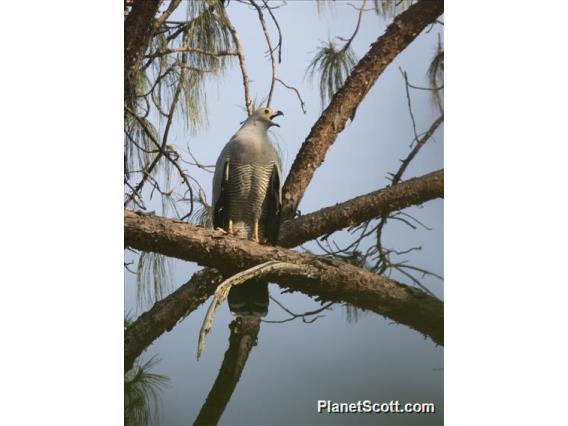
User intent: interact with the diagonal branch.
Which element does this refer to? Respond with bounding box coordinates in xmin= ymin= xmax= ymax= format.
xmin=193 ymin=317 xmax=261 ymax=426
xmin=280 ymin=0 xmax=444 ymax=220
xmin=125 ymin=268 xmax=223 ymax=372
xmin=279 ymin=169 xmax=443 ymax=248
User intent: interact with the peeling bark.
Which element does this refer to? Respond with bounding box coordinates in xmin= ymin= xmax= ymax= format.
xmin=281 ymin=0 xmax=444 ymax=220
xmin=279 ymin=169 xmax=443 ymax=248
xmin=124 ymin=209 xmax=443 ymax=346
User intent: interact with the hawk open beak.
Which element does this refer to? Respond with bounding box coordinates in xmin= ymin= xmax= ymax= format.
xmin=270 ymin=110 xmax=284 ymax=127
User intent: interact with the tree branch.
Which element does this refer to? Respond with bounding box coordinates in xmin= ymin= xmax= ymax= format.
xmin=275 ymin=78 xmax=306 ymax=114
xmin=262 ymin=0 xmax=282 ymax=63
xmin=250 ymin=0 xmax=277 ymax=107
xmin=391 ymin=116 xmax=443 ymax=185
xmin=220 ymin=8 xmax=253 ymax=116
xmin=124 ymin=210 xmax=443 ymax=346
xmin=339 ymin=0 xmax=367 ymax=52
xmin=193 ymin=317 xmax=261 ymax=426
xmin=124 ymin=268 xmax=223 ymax=372
xmin=153 ymin=0 xmax=182 ymax=31
xmin=197 ymin=261 xmax=300 ymax=359
xmin=279 ymin=169 xmax=443 ymax=248
xmin=124 ymin=169 xmax=443 ymax=368
xmin=124 ymin=0 xmax=164 ymax=84
xmin=280 ymin=0 xmax=444 ymax=220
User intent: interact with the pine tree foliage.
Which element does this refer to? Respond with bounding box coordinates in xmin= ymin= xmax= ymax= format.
xmin=306 ymin=41 xmax=358 ymax=108
xmin=124 ymin=355 xmax=169 ymax=426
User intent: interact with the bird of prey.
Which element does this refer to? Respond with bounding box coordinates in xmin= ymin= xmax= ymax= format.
xmin=211 ymin=107 xmax=284 ymax=317
xmin=212 ymin=107 xmax=283 ymax=244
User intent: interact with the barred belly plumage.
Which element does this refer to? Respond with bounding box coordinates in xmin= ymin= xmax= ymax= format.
xmin=226 ymin=161 xmax=275 ymax=240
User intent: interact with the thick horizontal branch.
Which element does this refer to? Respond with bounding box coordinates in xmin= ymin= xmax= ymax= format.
xmin=125 ymin=210 xmax=443 ymax=345
xmin=281 ymin=0 xmax=444 ymax=220
xmin=125 ymin=170 xmax=443 ymax=367
xmin=279 ymin=169 xmax=443 ymax=248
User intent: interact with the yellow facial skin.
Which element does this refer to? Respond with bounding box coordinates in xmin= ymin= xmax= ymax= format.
xmin=253 ymin=107 xmax=284 ymax=127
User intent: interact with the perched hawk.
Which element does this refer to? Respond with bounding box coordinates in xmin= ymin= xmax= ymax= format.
xmin=211 ymin=107 xmax=284 ymax=316
xmin=212 ymin=107 xmax=283 ymax=244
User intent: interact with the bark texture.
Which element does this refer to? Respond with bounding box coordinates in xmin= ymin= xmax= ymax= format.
xmin=280 ymin=0 xmax=444 ymax=220
xmin=124 ymin=210 xmax=443 ymax=345
xmin=279 ymin=169 xmax=443 ymax=248
xmin=124 ymin=268 xmax=223 ymax=372
xmin=193 ymin=317 xmax=261 ymax=425
xmin=124 ymin=0 xmax=163 ymax=84
xmin=124 ymin=170 xmax=444 ymax=368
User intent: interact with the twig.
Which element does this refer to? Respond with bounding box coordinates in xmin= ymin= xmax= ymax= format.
xmin=373 ymin=112 xmax=442 ymax=275
xmin=141 ymin=66 xmax=174 ymax=98
xmin=339 ymin=0 xmax=367 ymax=52
xmin=124 ymin=104 xmax=195 ymax=219
xmin=346 ymin=2 xmax=375 ymax=12
xmin=264 ymin=297 xmax=334 ymax=324
xmin=275 ymin=78 xmax=306 ymax=114
xmin=392 ymin=265 xmax=439 ymax=299
xmin=406 ymin=81 xmax=444 ymax=91
xmin=400 ymin=68 xmax=419 ymax=147
xmin=124 ymin=178 xmax=146 ymax=210
xmin=145 ymin=47 xmax=238 ymax=60
xmin=250 ymin=0 xmax=277 ymax=107
xmin=180 ymin=145 xmax=216 ymax=173
xmin=221 ymin=8 xmax=253 ymax=116
xmin=397 ymin=211 xmax=433 ymax=230
xmin=262 ymin=0 xmax=283 ymax=63
xmin=124 ymin=66 xmax=185 ymax=207
xmin=174 ymin=60 xmax=221 ymax=74
xmin=124 ymin=261 xmax=136 ymax=274
xmin=390 ymin=113 xmax=444 ymax=184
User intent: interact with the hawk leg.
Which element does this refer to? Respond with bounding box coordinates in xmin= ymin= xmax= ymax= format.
xmin=253 ymin=221 xmax=260 ymax=243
